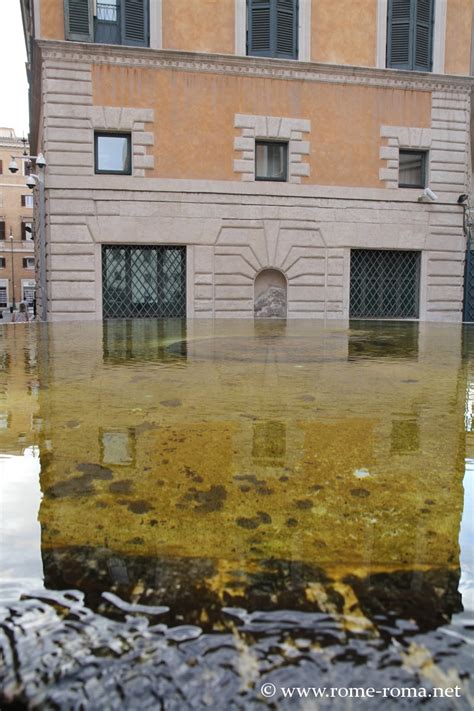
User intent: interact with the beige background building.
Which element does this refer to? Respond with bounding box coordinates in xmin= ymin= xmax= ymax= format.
xmin=21 ymin=0 xmax=474 ymax=322
xmin=0 ymin=128 xmax=35 ymax=314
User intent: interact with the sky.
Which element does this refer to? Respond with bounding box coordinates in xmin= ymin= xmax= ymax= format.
xmin=0 ymin=0 xmax=30 ymax=138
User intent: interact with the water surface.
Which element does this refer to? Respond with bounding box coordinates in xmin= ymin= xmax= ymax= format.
xmin=0 ymin=319 xmax=473 ymax=708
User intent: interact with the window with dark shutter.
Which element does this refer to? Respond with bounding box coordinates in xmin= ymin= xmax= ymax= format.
xmin=248 ymin=0 xmax=298 ymax=59
xmin=387 ymin=0 xmax=434 ymax=71
xmin=65 ymin=0 xmax=94 ymax=41
xmin=0 ymin=222 xmax=5 ymax=240
xmin=122 ymin=0 xmax=148 ymax=46
xmin=0 ymin=160 xmax=3 ymax=175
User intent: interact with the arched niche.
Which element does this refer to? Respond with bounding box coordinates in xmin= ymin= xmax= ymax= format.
xmin=254 ymin=269 xmax=287 ymax=318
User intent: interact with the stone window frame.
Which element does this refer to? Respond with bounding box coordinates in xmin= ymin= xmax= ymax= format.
xmin=234 ymin=113 xmax=311 ymax=184
xmin=379 ymin=125 xmax=433 ymax=189
xmin=90 ymin=107 xmax=155 ymax=178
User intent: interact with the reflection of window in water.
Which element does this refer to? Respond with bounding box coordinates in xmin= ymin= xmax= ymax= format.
xmin=348 ymin=321 xmax=419 ymax=361
xmin=252 ymin=421 xmax=286 ymax=464
xmin=102 ymin=319 xmax=187 ymax=364
xmin=391 ymin=419 xmax=420 ymax=454
xmin=100 ymin=429 xmax=136 ymax=466
xmin=465 ymin=383 xmax=474 ymax=432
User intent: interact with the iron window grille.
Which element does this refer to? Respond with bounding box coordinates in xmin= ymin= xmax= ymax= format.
xmin=399 ymin=150 xmax=427 ymax=188
xmin=102 ymin=245 xmax=186 ymax=319
xmin=94 ymin=132 xmax=132 ymax=175
xmin=255 ymin=141 xmax=288 ymax=181
xmin=350 ymin=249 xmax=421 ymax=319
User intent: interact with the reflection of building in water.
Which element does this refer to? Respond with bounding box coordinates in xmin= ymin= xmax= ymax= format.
xmin=103 ymin=319 xmax=187 ymax=364
xmin=0 ymin=325 xmax=40 ymax=455
xmin=37 ymin=321 xmax=466 ymax=591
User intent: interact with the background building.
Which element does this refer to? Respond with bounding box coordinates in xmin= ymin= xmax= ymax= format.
xmin=0 ymin=128 xmax=35 ymax=314
xmin=20 ymin=0 xmax=474 ymax=322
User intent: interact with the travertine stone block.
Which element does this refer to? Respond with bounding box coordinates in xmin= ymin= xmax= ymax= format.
xmin=133 ymin=155 xmax=154 ymax=169
xmin=51 ymin=282 xmax=95 ymax=299
xmin=234 ymin=114 xmax=257 ymax=129
xmin=291 ymin=162 xmax=310 ymax=176
xmin=233 ymin=159 xmax=253 ymax=173
xmin=234 ymin=136 xmax=255 ymax=151
xmin=379 ymin=146 xmax=398 ymax=160
xmin=44 ymin=79 xmax=92 ymax=95
xmin=133 ymin=132 xmax=154 ymax=146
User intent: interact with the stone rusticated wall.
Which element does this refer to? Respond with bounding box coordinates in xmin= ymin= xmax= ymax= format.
xmin=39 ymin=49 xmax=470 ymax=322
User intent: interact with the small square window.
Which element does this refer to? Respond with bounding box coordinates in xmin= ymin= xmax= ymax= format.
xmin=22 ymin=222 xmax=33 ymax=240
xmin=21 ymin=194 xmax=34 ymax=208
xmin=95 ymin=132 xmax=132 ymax=175
xmin=255 ymin=141 xmax=288 ymax=182
xmin=23 ymin=258 xmax=35 ymax=269
xmin=399 ymin=150 xmax=427 ymax=188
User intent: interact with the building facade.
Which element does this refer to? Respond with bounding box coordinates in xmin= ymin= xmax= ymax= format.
xmin=21 ymin=0 xmax=474 ymax=322
xmin=0 ymin=128 xmax=35 ymax=314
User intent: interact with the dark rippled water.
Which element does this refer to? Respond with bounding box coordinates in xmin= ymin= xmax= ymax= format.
xmin=0 ymin=319 xmax=473 ymax=709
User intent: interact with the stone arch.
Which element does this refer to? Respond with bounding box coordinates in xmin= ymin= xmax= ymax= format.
xmin=254 ymin=269 xmax=287 ymax=318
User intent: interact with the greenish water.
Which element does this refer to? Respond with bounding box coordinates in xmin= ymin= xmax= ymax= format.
xmin=0 ymin=319 xmax=473 ymax=708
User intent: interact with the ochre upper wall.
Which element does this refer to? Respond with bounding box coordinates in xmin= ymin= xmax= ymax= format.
xmin=445 ymin=0 xmax=473 ymax=75
xmin=310 ymin=0 xmax=377 ymax=67
xmin=92 ymin=63 xmax=431 ymax=187
xmin=162 ymin=0 xmax=235 ymax=54
xmin=37 ymin=0 xmax=473 ymax=75
xmin=40 ymin=0 xmax=64 ymax=40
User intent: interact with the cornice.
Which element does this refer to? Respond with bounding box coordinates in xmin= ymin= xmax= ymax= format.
xmin=36 ymin=40 xmax=474 ymax=94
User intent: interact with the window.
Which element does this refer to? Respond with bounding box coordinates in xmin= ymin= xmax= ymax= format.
xmin=0 ymin=258 xmax=5 ymax=268
xmin=64 ymin=0 xmax=149 ymax=47
xmin=0 ymin=160 xmax=3 ymax=174
xmin=247 ymin=0 xmax=298 ymax=59
xmin=22 ymin=282 xmax=36 ymax=308
xmin=0 ymin=282 xmax=7 ymax=309
xmin=95 ymin=133 xmax=132 ymax=175
xmin=255 ymin=141 xmax=288 ymax=181
xmin=23 ymin=258 xmax=35 ymax=269
xmin=387 ymin=0 xmax=434 ymax=72
xmin=21 ymin=222 xmax=34 ymax=241
xmin=24 ymin=162 xmax=32 ymax=177
xmin=21 ymin=195 xmax=34 ymax=208
xmin=0 ymin=222 xmax=5 ymax=240
xmin=399 ymin=150 xmax=427 ymax=188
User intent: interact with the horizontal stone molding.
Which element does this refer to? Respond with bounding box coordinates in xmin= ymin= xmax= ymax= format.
xmin=38 ymin=41 xmax=474 ymax=94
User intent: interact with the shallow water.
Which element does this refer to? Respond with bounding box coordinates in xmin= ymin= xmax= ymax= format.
xmin=0 ymin=319 xmax=473 ymax=708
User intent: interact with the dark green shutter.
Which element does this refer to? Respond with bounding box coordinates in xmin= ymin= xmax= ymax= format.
xmin=122 ymin=0 xmax=149 ymax=46
xmin=414 ymin=0 xmax=434 ymax=71
xmin=276 ymin=0 xmax=297 ymax=58
xmin=248 ymin=0 xmax=272 ymax=56
xmin=248 ymin=0 xmax=297 ymax=59
xmin=387 ymin=0 xmax=412 ymax=69
xmin=387 ymin=0 xmax=433 ymax=71
xmin=64 ymin=0 xmax=93 ymax=42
